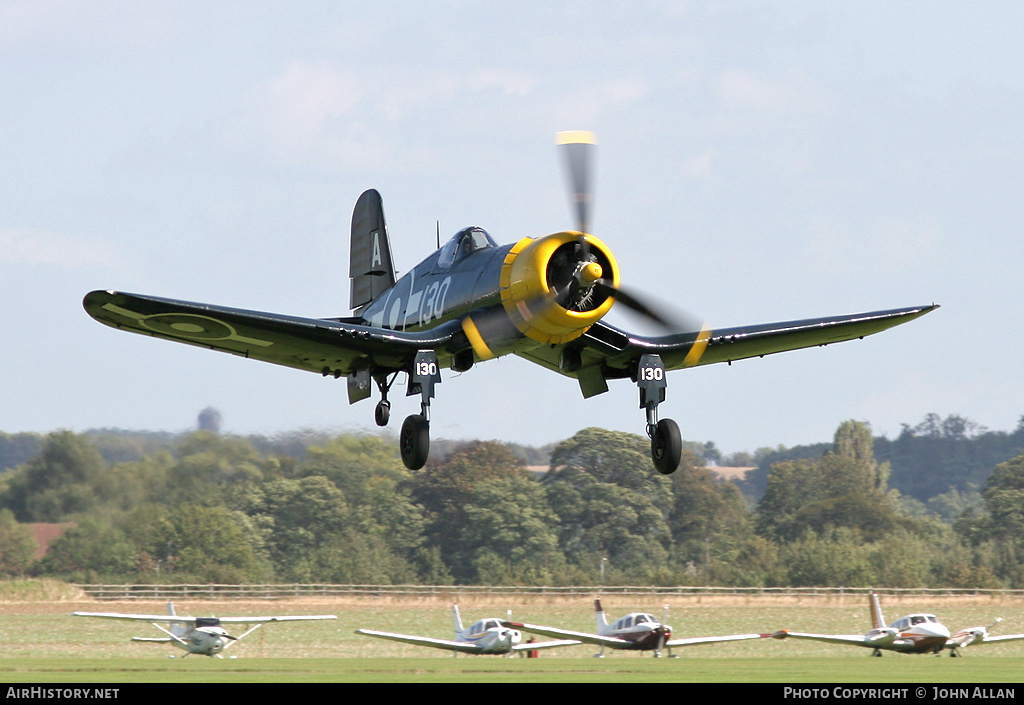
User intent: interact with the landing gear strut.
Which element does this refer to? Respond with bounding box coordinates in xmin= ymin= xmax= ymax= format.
xmin=372 ymin=371 xmax=398 ymax=427
xmin=638 ymin=354 xmax=681 ymax=474
xmin=400 ymin=351 xmax=441 ymax=470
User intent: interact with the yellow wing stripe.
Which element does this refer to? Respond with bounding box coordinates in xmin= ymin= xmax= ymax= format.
xmin=681 ymin=325 xmax=713 ymax=367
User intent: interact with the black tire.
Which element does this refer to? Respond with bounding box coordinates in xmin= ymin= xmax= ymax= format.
xmin=400 ymin=414 xmax=430 ymax=470
xmin=374 ymin=400 xmax=391 ymax=427
xmin=651 ymin=418 xmax=682 ymax=474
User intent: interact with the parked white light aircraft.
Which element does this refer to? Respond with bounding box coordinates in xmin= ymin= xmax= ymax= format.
xmin=503 ymin=598 xmax=766 ymax=658
xmin=73 ymin=602 xmax=337 ymax=657
xmin=771 ymin=591 xmax=1024 ymax=656
xmin=356 ymin=604 xmax=580 ymax=656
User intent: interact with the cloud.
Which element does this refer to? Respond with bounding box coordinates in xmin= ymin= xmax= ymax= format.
xmin=716 ymin=69 xmax=831 ymax=116
xmin=0 ymin=229 xmax=125 ymax=270
xmin=230 ymin=61 xmax=551 ymax=169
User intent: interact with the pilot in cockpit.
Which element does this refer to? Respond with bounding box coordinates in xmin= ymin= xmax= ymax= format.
xmin=438 ymin=227 xmax=496 ymax=268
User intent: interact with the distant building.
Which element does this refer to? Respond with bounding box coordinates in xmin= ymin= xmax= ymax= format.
xmin=197 ymin=407 xmax=222 ymax=433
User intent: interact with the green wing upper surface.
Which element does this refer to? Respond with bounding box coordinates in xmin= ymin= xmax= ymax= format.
xmin=83 ymin=290 xmax=463 ymax=378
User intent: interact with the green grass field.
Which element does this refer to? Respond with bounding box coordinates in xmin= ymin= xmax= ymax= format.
xmin=2 ymin=656 xmax=1023 ymax=684
xmin=2 ymin=591 xmax=1023 ymax=683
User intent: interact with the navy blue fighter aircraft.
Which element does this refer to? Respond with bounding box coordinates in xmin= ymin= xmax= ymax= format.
xmin=84 ymin=132 xmax=936 ymax=474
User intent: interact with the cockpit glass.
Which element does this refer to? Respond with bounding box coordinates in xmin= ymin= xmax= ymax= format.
xmin=635 ymin=615 xmax=649 ymax=624
xmin=437 ymin=227 xmax=496 ymax=268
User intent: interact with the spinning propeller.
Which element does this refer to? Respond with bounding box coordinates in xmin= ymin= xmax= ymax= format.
xmin=554 ymin=131 xmax=704 ymax=334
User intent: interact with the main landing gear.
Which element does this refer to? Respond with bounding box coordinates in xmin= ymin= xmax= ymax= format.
xmin=390 ymin=351 xmax=441 ymax=470
xmin=638 ymin=354 xmax=682 ymax=475
xmin=367 ymin=353 xmax=439 ymax=470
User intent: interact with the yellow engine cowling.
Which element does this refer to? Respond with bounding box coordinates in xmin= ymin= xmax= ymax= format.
xmin=498 ymin=231 xmax=620 ymax=345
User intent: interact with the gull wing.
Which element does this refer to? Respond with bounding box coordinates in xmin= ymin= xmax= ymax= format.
xmin=517 ymin=305 xmax=937 ymax=396
xmin=503 ymin=621 xmax=630 ymax=649
xmin=72 ymin=611 xmax=197 ymax=624
xmin=355 ymin=628 xmax=487 ymax=654
xmin=666 ymin=633 xmax=768 ymax=647
xmin=83 ymin=290 xmax=465 ymax=377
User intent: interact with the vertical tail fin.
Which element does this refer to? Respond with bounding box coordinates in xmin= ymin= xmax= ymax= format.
xmin=595 ymin=598 xmax=609 ymax=630
xmin=453 ymin=604 xmax=465 ymax=635
xmin=167 ymin=601 xmax=176 ymax=616
xmin=349 ymin=189 xmax=397 ymax=312
xmin=869 ymin=591 xmax=885 ymax=629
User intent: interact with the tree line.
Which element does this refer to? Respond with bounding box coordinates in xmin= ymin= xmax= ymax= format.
xmin=1 ymin=416 xmax=1023 ymax=588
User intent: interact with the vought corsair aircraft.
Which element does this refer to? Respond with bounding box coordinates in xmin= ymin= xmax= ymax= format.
xmin=356 ymin=604 xmax=579 ymax=656
xmin=84 ymin=132 xmax=936 ymax=474
xmin=771 ymin=591 xmax=1024 ymax=656
xmin=503 ymin=598 xmax=767 ymax=658
xmin=73 ymin=602 xmax=337 ymax=657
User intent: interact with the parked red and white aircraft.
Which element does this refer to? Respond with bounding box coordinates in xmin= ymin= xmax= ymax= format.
xmin=356 ymin=604 xmax=580 ymax=656
xmin=503 ymin=598 xmax=766 ymax=658
xmin=73 ymin=602 xmax=337 ymax=658
xmin=771 ymin=591 xmax=1024 ymax=656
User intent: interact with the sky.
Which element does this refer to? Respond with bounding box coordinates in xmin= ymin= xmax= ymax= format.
xmin=2 ymin=1 xmax=1022 ymax=456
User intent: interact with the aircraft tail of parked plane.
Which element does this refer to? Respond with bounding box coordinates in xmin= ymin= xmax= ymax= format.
xmin=771 ymin=591 xmax=1024 ymax=656
xmin=870 ymin=590 xmax=885 ymax=630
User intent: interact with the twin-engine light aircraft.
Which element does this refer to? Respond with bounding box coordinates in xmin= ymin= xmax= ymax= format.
xmin=72 ymin=602 xmax=337 ymax=658
xmin=502 ymin=598 xmax=766 ymax=658
xmin=83 ymin=132 xmax=937 ymax=474
xmin=770 ymin=592 xmax=1024 ymax=656
xmin=355 ymin=604 xmax=580 ymax=656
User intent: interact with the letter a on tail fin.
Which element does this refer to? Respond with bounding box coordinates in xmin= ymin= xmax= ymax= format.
xmin=870 ymin=592 xmax=885 ymax=630
xmin=350 ymin=188 xmax=397 ymax=312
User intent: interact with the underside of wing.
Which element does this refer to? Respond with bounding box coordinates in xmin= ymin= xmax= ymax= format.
xmin=666 ymin=633 xmax=767 ymax=647
xmin=131 ymin=637 xmax=174 ymax=643
xmin=503 ymin=622 xmax=628 ymax=649
xmin=516 ymin=304 xmax=937 ymax=397
xmin=83 ymin=290 xmax=465 ymax=379
xmin=72 ymin=611 xmax=196 ymax=624
xmin=511 ymin=639 xmax=582 ymax=651
xmin=355 ymin=628 xmax=484 ymax=654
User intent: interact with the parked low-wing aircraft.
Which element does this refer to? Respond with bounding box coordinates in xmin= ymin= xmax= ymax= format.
xmin=84 ymin=131 xmax=936 ymax=474
xmin=771 ymin=591 xmax=1024 ymax=656
xmin=355 ymin=604 xmax=580 ymax=656
xmin=503 ymin=598 xmax=766 ymax=658
xmin=73 ymin=602 xmax=337 ymax=657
